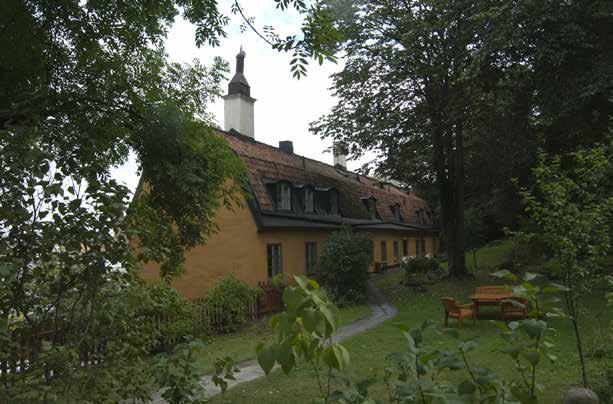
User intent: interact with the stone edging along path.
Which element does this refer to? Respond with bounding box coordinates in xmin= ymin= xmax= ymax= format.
xmin=152 ymin=276 xmax=398 ymax=402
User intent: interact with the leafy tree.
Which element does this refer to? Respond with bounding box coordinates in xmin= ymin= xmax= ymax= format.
xmin=0 ymin=0 xmax=247 ymax=400
xmin=307 ymin=0 xmax=613 ymax=274
xmin=230 ymin=0 xmax=342 ymax=78
xmin=318 ymin=227 xmax=371 ymax=303
xmin=520 ymin=145 xmax=613 ymax=387
xmin=310 ymin=0 xmax=512 ymax=277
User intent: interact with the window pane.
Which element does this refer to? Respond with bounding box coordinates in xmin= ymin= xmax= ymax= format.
xmin=278 ymin=183 xmax=291 ymax=210
xmin=402 ymin=239 xmax=408 ymax=257
xmin=415 ymin=239 xmax=421 ymax=257
xmin=393 ymin=241 xmax=399 ymax=263
xmin=329 ymin=191 xmax=338 ymax=214
xmin=305 ymin=242 xmax=317 ymax=274
xmin=277 ymin=245 xmax=283 ymax=275
xmin=380 ymin=241 xmax=387 ymax=262
xmin=305 ymin=188 xmax=314 ymax=212
xmin=267 ymin=245 xmax=273 ymax=278
xmin=369 ymin=199 xmax=376 ymax=219
xmin=268 ymin=244 xmax=282 ymax=278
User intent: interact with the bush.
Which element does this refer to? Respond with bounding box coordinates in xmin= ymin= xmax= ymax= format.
xmin=136 ymin=281 xmax=196 ymax=351
xmin=318 ymin=227 xmax=370 ymax=304
xmin=205 ymin=275 xmax=260 ymax=333
xmin=507 ymin=231 xmax=549 ymax=270
xmin=402 ymin=256 xmax=445 ymax=286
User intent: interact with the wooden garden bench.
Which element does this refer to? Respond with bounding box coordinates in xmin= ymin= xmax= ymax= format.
xmin=469 ymin=286 xmax=513 ymax=318
xmin=441 ymin=297 xmax=476 ymax=328
xmin=500 ymin=297 xmax=530 ymax=322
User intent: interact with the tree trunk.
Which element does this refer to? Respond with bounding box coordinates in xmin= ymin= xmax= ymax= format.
xmin=448 ymin=125 xmax=468 ymax=277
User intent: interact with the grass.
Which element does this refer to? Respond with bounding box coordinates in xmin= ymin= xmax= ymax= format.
xmin=207 ymin=244 xmax=612 ymax=403
xmin=193 ymin=304 xmax=372 ymax=374
xmin=440 ymin=238 xmax=514 ymax=272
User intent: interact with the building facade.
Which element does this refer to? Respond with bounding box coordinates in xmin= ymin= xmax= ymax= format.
xmin=142 ymin=50 xmax=439 ymax=299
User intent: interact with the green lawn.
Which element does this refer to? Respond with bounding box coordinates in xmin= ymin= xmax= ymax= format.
xmin=208 ymin=268 xmax=612 ymax=403
xmin=440 ymin=238 xmax=514 ymax=272
xmin=194 ymin=304 xmax=372 ymax=374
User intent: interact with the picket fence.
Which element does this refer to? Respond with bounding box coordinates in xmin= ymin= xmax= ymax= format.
xmin=190 ymin=280 xmax=283 ymax=334
xmin=0 ymin=281 xmax=283 ymax=382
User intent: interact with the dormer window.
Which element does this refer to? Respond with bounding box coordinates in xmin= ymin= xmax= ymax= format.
xmin=329 ymin=189 xmax=339 ymax=214
xmin=277 ymin=182 xmax=291 ymax=211
xmin=304 ymin=187 xmax=314 ymax=213
xmin=415 ymin=209 xmax=423 ymax=224
xmin=392 ymin=204 xmax=402 ymax=223
xmin=362 ymin=196 xmax=377 ymax=220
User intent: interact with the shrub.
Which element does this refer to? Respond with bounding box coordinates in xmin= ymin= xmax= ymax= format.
xmin=318 ymin=227 xmax=371 ymax=304
xmin=507 ymin=231 xmax=549 ymax=270
xmin=205 ymin=275 xmax=260 ymax=333
xmin=402 ymin=256 xmax=445 ymax=286
xmin=134 ymin=281 xmax=196 ymax=351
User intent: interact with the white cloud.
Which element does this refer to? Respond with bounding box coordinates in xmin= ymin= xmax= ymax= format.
xmin=111 ymin=1 xmax=374 ymax=194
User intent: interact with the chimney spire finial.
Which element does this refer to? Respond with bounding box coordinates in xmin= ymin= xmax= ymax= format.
xmin=223 ymin=48 xmax=256 ymax=138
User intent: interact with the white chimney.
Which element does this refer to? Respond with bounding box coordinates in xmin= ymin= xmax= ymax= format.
xmin=333 ymin=142 xmax=347 ymax=169
xmin=223 ymin=47 xmax=256 ymax=138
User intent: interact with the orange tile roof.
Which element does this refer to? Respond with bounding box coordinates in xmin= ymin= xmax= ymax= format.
xmin=217 ymin=130 xmax=434 ymax=225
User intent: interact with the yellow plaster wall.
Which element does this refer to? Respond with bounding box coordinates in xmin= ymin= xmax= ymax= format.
xmin=141 ymin=195 xmax=436 ymax=298
xmin=363 ymin=231 xmax=435 ymax=271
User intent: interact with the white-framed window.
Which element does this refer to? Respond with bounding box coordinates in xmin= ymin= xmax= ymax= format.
xmin=267 ymin=244 xmax=282 ymax=278
xmin=305 ymin=241 xmax=317 ymax=274
xmin=329 ymin=190 xmax=339 ymax=214
xmin=277 ymin=182 xmax=291 ymax=210
xmin=393 ymin=204 xmax=401 ymax=223
xmin=304 ymin=187 xmax=314 ymax=213
xmin=367 ymin=198 xmax=377 ymax=219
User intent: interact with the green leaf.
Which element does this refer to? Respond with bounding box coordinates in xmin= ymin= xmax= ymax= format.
xmin=520 ymin=319 xmax=547 ymax=338
xmin=542 ymin=283 xmax=571 ymax=293
xmin=283 ymin=287 xmax=308 ymax=312
xmin=256 ymin=343 xmax=276 ymax=375
xmin=458 ymin=380 xmax=476 ymax=395
xmin=522 ymin=349 xmax=540 ymax=367
xmin=319 ymin=303 xmax=338 ymax=336
xmin=523 ymin=272 xmax=542 ymax=281
xmin=301 ymin=308 xmax=321 ymax=332
xmin=277 ymin=344 xmax=296 ymax=374
xmin=491 ymin=270 xmax=518 ymax=281
xmin=294 ymin=275 xmax=317 ymax=291
xmin=323 ymin=343 xmax=350 ymax=371
xmin=403 ymin=331 xmax=417 ymax=353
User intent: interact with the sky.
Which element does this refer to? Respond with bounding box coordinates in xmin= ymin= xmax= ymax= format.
xmin=111 ymin=0 xmax=372 ymax=194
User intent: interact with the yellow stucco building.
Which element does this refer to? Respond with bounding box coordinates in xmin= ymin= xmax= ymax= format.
xmin=142 ymin=50 xmax=439 ymax=299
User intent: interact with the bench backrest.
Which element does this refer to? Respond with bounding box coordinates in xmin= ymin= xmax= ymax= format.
xmin=441 ymin=297 xmax=459 ymax=314
xmin=475 ymin=286 xmax=512 ymax=296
